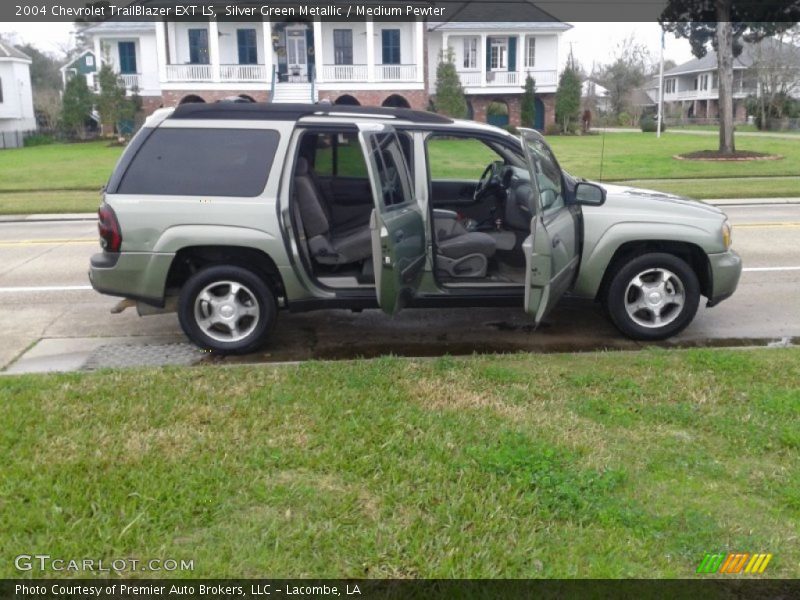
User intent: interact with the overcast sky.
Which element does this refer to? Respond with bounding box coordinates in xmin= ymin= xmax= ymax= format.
xmin=4 ymin=21 xmax=697 ymax=70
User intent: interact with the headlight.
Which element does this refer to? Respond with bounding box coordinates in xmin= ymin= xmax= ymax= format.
xmin=721 ymin=220 xmax=732 ymax=250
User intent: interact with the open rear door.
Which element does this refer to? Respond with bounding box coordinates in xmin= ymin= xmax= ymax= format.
xmin=358 ymin=123 xmax=426 ymax=315
xmin=519 ymin=128 xmax=562 ymax=325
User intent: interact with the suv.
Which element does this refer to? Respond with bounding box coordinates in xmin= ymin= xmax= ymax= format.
xmin=90 ymin=103 xmax=742 ymax=354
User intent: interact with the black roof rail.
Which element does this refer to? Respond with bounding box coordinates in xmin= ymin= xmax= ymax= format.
xmin=168 ymin=102 xmax=453 ymax=124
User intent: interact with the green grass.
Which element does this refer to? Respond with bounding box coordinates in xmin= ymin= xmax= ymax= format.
xmin=1 ymin=132 xmax=798 ymax=215
xmin=669 ymin=124 xmax=760 ymax=133
xmin=2 ymin=347 xmax=799 ymax=578
xmin=0 ymin=141 xmax=121 ymax=192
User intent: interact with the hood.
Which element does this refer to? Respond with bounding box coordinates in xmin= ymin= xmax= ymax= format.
xmin=599 ymin=183 xmax=725 ymax=218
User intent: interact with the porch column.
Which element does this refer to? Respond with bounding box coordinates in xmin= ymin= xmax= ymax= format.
xmin=480 ymin=33 xmax=487 ymax=87
xmin=313 ymin=20 xmax=324 ymax=83
xmin=442 ymin=33 xmax=449 ymax=61
xmin=415 ymin=21 xmax=424 ymax=83
xmin=208 ymin=19 xmax=220 ymax=82
xmin=262 ymin=20 xmax=274 ymax=83
xmin=518 ymin=34 xmax=525 ymax=85
xmin=94 ymin=36 xmax=103 ymax=67
xmin=366 ymin=19 xmax=375 ymax=83
xmin=155 ymin=21 xmax=168 ymax=84
xmin=167 ymin=22 xmax=177 ymax=63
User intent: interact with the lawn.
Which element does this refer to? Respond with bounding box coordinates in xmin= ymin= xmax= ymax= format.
xmin=0 ymin=132 xmax=798 ymax=215
xmin=2 ymin=347 xmax=799 ymax=578
xmin=0 ymin=141 xmax=120 ymax=192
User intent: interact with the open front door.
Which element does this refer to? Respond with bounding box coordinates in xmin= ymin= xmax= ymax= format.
xmin=519 ymin=128 xmax=578 ymax=325
xmin=358 ymin=123 xmax=426 ymax=315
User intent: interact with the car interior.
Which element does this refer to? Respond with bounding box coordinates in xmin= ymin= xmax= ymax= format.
xmin=290 ymin=129 xmax=534 ymax=289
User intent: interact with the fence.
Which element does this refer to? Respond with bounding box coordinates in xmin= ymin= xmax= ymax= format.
xmin=0 ymin=130 xmax=32 ymax=150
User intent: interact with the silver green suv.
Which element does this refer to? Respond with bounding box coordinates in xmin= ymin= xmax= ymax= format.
xmin=89 ymin=103 xmax=741 ymax=354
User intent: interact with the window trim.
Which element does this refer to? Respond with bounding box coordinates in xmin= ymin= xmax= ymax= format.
xmin=525 ymin=37 xmax=535 ymax=68
xmin=236 ymin=28 xmax=258 ymax=65
xmin=462 ymin=37 xmax=478 ymax=70
xmin=333 ymin=28 xmax=353 ymax=66
xmin=188 ymin=28 xmax=210 ymax=65
xmin=490 ymin=37 xmax=508 ymax=71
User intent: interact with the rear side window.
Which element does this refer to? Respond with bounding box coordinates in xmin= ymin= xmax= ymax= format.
xmin=117 ymin=128 xmax=279 ymax=197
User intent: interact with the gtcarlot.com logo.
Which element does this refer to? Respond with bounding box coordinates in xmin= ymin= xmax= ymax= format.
xmin=696 ymin=552 xmax=773 ymax=574
xmin=14 ymin=554 xmax=194 ymax=573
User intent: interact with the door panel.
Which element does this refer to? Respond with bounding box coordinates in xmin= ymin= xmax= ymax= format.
xmin=430 ymin=180 xmax=478 ymax=207
xmin=359 ymin=125 xmax=426 ymax=315
xmin=519 ymin=128 xmax=580 ymax=324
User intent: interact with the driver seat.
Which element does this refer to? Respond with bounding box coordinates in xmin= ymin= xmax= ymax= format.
xmin=433 ymin=210 xmax=496 ymax=278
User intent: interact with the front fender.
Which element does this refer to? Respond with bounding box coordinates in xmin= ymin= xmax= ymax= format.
xmin=573 ymin=221 xmax=715 ymax=299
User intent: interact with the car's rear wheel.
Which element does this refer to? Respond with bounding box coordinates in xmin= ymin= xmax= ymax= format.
xmin=606 ymin=252 xmax=700 ymax=341
xmin=178 ymin=265 xmax=277 ymax=354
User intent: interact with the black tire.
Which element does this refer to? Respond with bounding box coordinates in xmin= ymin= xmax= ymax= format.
xmin=178 ymin=265 xmax=277 ymax=354
xmin=605 ymin=252 xmax=700 ymax=341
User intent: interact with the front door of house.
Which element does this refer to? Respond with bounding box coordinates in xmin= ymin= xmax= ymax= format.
xmin=286 ymin=27 xmax=307 ymax=81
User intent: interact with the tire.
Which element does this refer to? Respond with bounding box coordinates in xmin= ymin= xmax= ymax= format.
xmin=178 ymin=265 xmax=277 ymax=354
xmin=605 ymin=252 xmax=700 ymax=341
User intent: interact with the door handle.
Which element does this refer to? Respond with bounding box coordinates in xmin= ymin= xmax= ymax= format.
xmin=395 ymin=230 xmax=405 ymax=243
xmin=552 ymin=236 xmax=561 ymax=248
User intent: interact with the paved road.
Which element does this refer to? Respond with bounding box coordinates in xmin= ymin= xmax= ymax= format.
xmin=1 ymin=203 xmax=799 ymax=371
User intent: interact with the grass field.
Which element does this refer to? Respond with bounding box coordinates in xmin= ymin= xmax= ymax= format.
xmin=0 ymin=132 xmax=798 ymax=215
xmin=2 ymin=347 xmax=799 ymax=578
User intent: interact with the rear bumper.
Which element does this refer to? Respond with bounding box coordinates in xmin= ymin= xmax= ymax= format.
xmin=89 ymin=251 xmax=174 ymax=307
xmin=706 ymin=249 xmax=742 ymax=307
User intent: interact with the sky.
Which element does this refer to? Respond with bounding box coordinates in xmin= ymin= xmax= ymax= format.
xmin=3 ymin=21 xmax=697 ymax=70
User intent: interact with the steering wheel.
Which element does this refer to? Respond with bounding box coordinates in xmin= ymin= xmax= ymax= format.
xmin=474 ymin=161 xmax=505 ymax=201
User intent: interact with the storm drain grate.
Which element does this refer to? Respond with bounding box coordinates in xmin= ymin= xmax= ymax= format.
xmin=82 ymin=343 xmax=204 ymax=371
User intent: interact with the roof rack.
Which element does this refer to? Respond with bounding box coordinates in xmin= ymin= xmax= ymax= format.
xmin=168 ymin=102 xmax=453 ymax=124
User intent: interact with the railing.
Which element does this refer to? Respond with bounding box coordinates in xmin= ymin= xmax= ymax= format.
xmin=118 ymin=73 xmax=141 ymax=89
xmin=321 ymin=64 xmax=369 ymax=82
xmin=220 ymin=64 xmax=267 ymax=82
xmin=375 ymin=64 xmax=417 ymax=81
xmin=165 ymin=64 xmax=212 ymax=82
xmin=665 ymin=86 xmax=756 ymax=101
xmin=455 ymin=68 xmax=557 ymax=88
xmin=487 ymin=71 xmax=519 ymax=86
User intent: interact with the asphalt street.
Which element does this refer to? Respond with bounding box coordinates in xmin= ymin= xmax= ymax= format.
xmin=1 ymin=202 xmax=799 ymax=372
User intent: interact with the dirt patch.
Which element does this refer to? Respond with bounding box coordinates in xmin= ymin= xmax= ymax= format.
xmin=674 ymin=150 xmax=783 ymax=162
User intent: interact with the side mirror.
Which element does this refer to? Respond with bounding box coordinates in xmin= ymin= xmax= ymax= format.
xmin=575 ymin=182 xmax=606 ymax=206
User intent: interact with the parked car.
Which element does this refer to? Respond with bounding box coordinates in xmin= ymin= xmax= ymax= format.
xmin=89 ymin=103 xmax=741 ymax=354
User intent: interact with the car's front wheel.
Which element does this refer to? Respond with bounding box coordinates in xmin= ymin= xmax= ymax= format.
xmin=178 ymin=265 xmax=277 ymax=354
xmin=606 ymin=252 xmax=700 ymax=341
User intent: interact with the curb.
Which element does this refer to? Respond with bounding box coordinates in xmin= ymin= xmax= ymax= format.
xmin=0 ymin=213 xmax=96 ymax=223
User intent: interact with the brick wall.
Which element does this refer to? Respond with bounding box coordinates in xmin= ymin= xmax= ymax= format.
xmin=160 ymin=89 xmax=272 ymax=107
xmin=317 ymin=89 xmax=429 ymax=110
xmin=468 ymin=93 xmax=555 ymax=129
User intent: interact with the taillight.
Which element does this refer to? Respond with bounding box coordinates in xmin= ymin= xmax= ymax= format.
xmin=98 ymin=203 xmax=122 ymax=252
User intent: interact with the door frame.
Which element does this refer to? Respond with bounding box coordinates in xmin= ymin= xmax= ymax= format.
xmin=285 ymin=25 xmax=308 ymax=81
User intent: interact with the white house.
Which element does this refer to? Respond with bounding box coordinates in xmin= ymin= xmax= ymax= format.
xmin=82 ymin=17 xmax=568 ymax=128
xmin=0 ymin=39 xmax=36 ymax=143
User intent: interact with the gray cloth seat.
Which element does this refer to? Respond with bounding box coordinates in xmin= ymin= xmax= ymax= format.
xmin=294 ymin=157 xmax=372 ymax=265
xmin=433 ymin=210 xmax=496 ymax=277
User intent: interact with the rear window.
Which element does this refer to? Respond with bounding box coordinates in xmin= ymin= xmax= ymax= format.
xmin=116 ymin=128 xmax=279 ymax=197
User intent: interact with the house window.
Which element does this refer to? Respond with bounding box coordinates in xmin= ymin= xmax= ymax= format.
xmin=188 ymin=28 xmax=209 ymax=64
xmin=118 ymin=42 xmax=137 ymax=74
xmin=333 ymin=29 xmax=353 ymax=65
xmin=490 ymin=38 xmax=507 ymax=70
xmin=697 ymin=74 xmax=709 ymax=91
xmin=86 ymin=55 xmax=94 ymax=67
xmin=665 ymin=79 xmax=675 ymax=94
xmin=382 ymin=29 xmax=401 ymax=65
xmin=525 ymin=37 xmax=536 ymax=67
xmin=462 ymin=37 xmax=477 ymax=69
xmin=237 ymin=29 xmax=258 ymax=65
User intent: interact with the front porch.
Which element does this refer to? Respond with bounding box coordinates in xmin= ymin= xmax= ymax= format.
xmin=153 ymin=20 xmax=425 ymax=87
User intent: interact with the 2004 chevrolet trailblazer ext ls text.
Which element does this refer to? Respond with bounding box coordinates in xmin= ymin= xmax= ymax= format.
xmin=89 ymin=103 xmax=742 ymax=354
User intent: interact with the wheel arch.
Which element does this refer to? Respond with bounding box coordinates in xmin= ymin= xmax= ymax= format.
xmin=166 ymin=245 xmax=286 ymax=300
xmin=594 ymin=240 xmax=712 ymax=303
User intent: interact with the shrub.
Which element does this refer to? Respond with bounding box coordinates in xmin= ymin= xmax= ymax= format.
xmin=521 ymin=75 xmax=537 ymax=128
xmin=640 ymin=115 xmax=667 ymax=133
xmin=23 ymin=133 xmax=56 ymax=147
xmin=544 ymin=123 xmax=562 ymax=136
xmin=433 ymin=50 xmax=468 ymax=119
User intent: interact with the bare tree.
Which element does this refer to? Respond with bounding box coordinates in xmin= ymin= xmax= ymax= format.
xmin=751 ymin=27 xmax=800 ymax=128
xmin=598 ymin=35 xmax=653 ymax=120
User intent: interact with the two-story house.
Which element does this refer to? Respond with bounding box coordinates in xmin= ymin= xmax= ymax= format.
xmin=427 ymin=22 xmax=569 ymax=129
xmin=662 ymin=38 xmax=800 ymax=124
xmin=0 ymin=39 xmax=36 ymax=145
xmin=83 ymin=18 xmax=568 ymax=128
